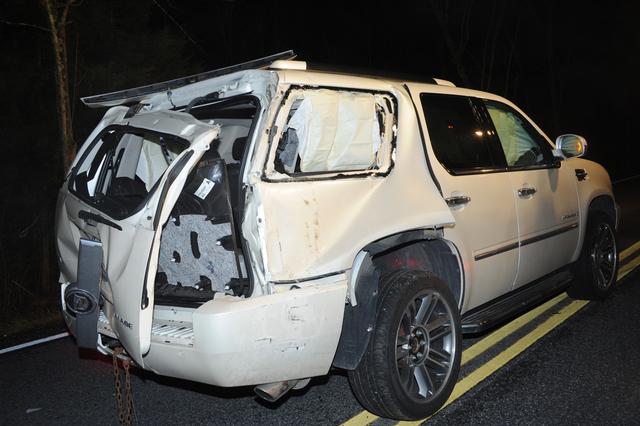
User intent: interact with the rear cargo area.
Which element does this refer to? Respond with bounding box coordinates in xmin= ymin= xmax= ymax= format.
xmin=154 ymin=99 xmax=258 ymax=306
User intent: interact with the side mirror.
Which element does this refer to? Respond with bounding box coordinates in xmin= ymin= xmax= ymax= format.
xmin=555 ymin=134 xmax=587 ymax=158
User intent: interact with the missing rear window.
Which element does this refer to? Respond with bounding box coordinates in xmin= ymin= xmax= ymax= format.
xmin=266 ymin=88 xmax=396 ymax=179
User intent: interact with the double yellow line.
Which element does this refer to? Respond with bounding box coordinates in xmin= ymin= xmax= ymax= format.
xmin=342 ymin=242 xmax=640 ymax=426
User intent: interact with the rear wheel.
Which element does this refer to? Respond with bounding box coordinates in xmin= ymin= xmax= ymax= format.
xmin=348 ymin=270 xmax=461 ymax=420
xmin=568 ymin=212 xmax=618 ymax=300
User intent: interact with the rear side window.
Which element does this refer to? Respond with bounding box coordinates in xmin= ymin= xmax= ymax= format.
xmin=420 ymin=94 xmax=501 ymax=174
xmin=264 ymin=87 xmax=397 ymax=180
xmin=70 ymin=127 xmax=188 ymax=219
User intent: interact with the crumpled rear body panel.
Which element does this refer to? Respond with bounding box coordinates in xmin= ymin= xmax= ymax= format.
xmin=245 ymin=76 xmax=454 ymax=283
xmin=140 ymin=280 xmax=347 ymax=386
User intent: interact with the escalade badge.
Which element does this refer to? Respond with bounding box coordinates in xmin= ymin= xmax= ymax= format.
xmin=114 ymin=314 xmax=133 ymax=329
xmin=64 ymin=287 xmax=98 ymax=315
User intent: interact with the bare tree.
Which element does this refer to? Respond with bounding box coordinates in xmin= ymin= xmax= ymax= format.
xmin=2 ymin=2 xmax=76 ymax=304
xmin=544 ymin=3 xmax=562 ymax=136
xmin=42 ymin=0 xmax=77 ymax=172
xmin=428 ymin=0 xmax=474 ymax=87
xmin=503 ymin=14 xmax=521 ymax=98
xmin=1 ymin=1 xmax=77 ymax=172
xmin=479 ymin=0 xmax=506 ymax=91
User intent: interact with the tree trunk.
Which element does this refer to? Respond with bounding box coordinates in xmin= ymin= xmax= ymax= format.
xmin=429 ymin=0 xmax=472 ymax=88
xmin=42 ymin=0 xmax=76 ymax=173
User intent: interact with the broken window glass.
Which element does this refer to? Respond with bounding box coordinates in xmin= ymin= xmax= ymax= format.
xmin=70 ymin=128 xmax=188 ymax=218
xmin=270 ymin=89 xmax=396 ymax=176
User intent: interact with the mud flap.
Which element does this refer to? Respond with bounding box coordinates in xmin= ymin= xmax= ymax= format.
xmin=332 ymin=254 xmax=379 ymax=369
xmin=64 ymin=238 xmax=103 ymax=349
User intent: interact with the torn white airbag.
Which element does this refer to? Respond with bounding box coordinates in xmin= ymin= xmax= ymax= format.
xmin=287 ymin=90 xmax=382 ymax=172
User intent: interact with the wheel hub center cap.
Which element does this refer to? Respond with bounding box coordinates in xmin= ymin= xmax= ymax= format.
xmin=409 ymin=325 xmax=429 ymax=365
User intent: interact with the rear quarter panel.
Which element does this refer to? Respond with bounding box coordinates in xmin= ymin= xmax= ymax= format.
xmin=248 ymin=80 xmax=454 ymax=282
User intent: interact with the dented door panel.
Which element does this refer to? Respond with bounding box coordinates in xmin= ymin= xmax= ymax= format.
xmin=55 ymin=106 xmax=130 ymax=286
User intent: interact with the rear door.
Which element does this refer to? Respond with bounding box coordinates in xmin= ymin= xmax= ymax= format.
xmin=57 ymin=110 xmax=218 ymax=364
xmin=413 ymin=90 xmax=519 ymax=311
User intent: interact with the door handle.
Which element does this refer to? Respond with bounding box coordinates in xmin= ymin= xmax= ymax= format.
xmin=575 ymin=168 xmax=588 ymax=181
xmin=517 ymin=187 xmax=537 ymax=198
xmin=445 ymin=195 xmax=471 ymax=207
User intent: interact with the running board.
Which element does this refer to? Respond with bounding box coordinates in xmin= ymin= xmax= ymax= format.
xmin=461 ymin=268 xmax=573 ymax=334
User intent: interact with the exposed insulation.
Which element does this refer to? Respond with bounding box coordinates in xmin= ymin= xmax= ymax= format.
xmin=157 ymin=215 xmax=237 ymax=292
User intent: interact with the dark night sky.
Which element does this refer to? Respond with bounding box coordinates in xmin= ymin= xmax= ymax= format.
xmin=0 ymin=0 xmax=638 ymax=317
xmin=3 ymin=0 xmax=640 ymax=182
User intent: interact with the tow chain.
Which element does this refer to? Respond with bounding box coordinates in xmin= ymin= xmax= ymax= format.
xmin=113 ymin=347 xmax=134 ymax=425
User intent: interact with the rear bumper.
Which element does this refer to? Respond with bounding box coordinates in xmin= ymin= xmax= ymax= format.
xmin=94 ymin=280 xmax=348 ymax=387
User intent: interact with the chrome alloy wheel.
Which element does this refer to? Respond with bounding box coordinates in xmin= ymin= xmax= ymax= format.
xmin=590 ymin=222 xmax=617 ymax=290
xmin=394 ymin=289 xmax=458 ymax=402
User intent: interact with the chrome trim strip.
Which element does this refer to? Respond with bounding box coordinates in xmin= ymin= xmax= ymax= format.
xmin=474 ymin=242 xmax=519 ymax=261
xmin=474 ymin=222 xmax=579 ymax=261
xmin=519 ymin=222 xmax=579 ymax=248
xmin=270 ymin=269 xmax=348 ymax=285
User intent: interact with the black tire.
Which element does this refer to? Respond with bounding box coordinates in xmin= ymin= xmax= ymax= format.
xmin=348 ymin=270 xmax=461 ymax=420
xmin=568 ymin=212 xmax=618 ymax=300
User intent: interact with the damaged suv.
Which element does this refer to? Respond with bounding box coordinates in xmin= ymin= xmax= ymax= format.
xmin=56 ymin=51 xmax=618 ymax=420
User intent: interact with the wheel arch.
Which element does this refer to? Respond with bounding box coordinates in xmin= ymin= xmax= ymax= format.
xmin=588 ymin=195 xmax=617 ymax=229
xmin=568 ymin=194 xmax=619 ymax=300
xmin=332 ymin=229 xmax=464 ymax=370
xmin=571 ymin=193 xmax=618 ymax=263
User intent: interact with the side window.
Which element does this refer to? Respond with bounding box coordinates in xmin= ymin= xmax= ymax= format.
xmin=265 ymin=88 xmax=396 ymax=179
xmin=420 ymin=94 xmax=501 ymax=174
xmin=485 ymin=101 xmax=554 ymax=168
xmin=70 ymin=128 xmax=187 ymax=218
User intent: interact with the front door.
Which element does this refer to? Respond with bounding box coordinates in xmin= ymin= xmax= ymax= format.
xmin=483 ymin=100 xmax=580 ymax=288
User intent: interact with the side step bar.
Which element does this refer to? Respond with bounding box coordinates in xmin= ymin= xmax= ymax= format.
xmin=461 ymin=268 xmax=574 ymax=334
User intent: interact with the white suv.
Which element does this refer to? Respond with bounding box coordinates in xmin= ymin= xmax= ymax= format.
xmin=56 ymin=52 xmax=618 ymax=420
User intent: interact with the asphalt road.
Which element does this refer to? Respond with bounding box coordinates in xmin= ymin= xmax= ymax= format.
xmin=1 ymin=180 xmax=639 ymax=426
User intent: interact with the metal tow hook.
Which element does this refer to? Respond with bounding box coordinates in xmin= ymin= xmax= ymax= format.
xmin=113 ymin=347 xmax=134 ymax=425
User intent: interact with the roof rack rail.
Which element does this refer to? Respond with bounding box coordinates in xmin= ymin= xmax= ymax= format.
xmin=433 ymin=78 xmax=456 ymax=87
xmin=81 ymin=50 xmax=296 ymax=107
